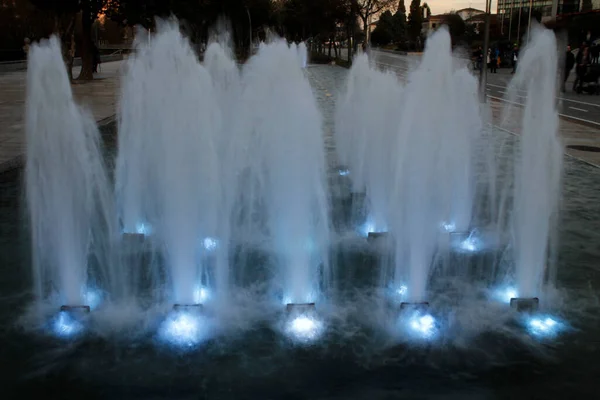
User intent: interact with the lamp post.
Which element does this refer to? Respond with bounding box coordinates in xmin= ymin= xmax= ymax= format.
xmin=527 ymin=0 xmax=534 ymax=41
xmin=479 ymin=0 xmax=493 ymax=102
xmin=246 ymin=6 xmax=252 ymax=52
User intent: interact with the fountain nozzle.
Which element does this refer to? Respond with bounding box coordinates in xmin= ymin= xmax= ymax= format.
xmin=60 ymin=305 xmax=90 ymax=313
xmin=173 ymin=304 xmax=204 ymax=312
xmin=510 ymin=297 xmax=539 ymax=312
xmin=286 ymin=303 xmax=316 ymax=313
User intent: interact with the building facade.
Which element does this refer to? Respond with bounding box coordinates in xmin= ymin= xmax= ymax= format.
xmin=496 ymin=0 xmax=595 ymax=17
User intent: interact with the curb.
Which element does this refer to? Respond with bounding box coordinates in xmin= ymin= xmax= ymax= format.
xmin=0 ymin=114 xmax=117 ymax=174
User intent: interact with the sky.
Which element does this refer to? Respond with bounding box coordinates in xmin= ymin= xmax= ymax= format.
xmin=426 ymin=0 xmax=497 ymax=14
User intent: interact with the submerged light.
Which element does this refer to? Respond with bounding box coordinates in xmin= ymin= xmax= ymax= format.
xmin=441 ymin=221 xmax=456 ymax=233
xmin=397 ymin=285 xmax=408 ymax=296
xmin=285 ymin=315 xmax=323 ymax=342
xmin=203 ymin=237 xmax=218 ymax=251
xmin=526 ymin=315 xmax=563 ymax=338
xmin=406 ymin=312 xmax=437 ymax=339
xmin=159 ymin=312 xmax=208 ymax=347
xmin=52 ymin=311 xmax=85 ymax=338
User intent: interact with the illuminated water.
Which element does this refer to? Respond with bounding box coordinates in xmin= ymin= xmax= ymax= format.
xmin=117 ymin=23 xmax=221 ymax=305
xmin=503 ymin=27 xmax=563 ymax=299
xmin=335 ymin=54 xmax=402 ymax=234
xmin=7 ymin=21 xmax=600 ymax=397
xmin=25 ymin=37 xmax=119 ymax=309
xmin=241 ymin=40 xmax=330 ymax=304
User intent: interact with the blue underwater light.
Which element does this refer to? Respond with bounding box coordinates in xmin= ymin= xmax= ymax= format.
xmin=52 ymin=311 xmax=85 ymax=338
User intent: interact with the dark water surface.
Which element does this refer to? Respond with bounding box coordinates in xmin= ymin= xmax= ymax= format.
xmin=1 ymin=66 xmax=600 ymax=399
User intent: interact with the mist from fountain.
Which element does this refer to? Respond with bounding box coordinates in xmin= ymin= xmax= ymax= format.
xmin=25 ymin=37 xmax=119 ymax=307
xmin=241 ymin=40 xmax=330 ymax=304
xmin=505 ymin=27 xmax=563 ymax=298
xmin=117 ymin=22 xmax=221 ymax=305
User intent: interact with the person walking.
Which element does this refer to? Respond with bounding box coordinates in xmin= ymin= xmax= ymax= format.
xmin=511 ymin=45 xmax=518 ymax=74
xmin=22 ymin=37 xmax=30 ymax=59
xmin=487 ymin=48 xmax=492 ymax=72
xmin=573 ymin=42 xmax=591 ymax=93
xmin=563 ymin=45 xmax=575 ymax=92
xmin=591 ymin=43 xmax=599 ymax=64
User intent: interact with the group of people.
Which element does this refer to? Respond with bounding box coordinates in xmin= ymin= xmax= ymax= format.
xmin=564 ymin=41 xmax=599 ymax=93
xmin=486 ymin=47 xmax=501 ymax=73
xmin=472 ymin=45 xmax=519 ymax=74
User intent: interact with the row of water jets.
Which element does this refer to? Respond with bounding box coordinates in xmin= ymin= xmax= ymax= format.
xmin=24 ymin=22 xmax=562 ymax=343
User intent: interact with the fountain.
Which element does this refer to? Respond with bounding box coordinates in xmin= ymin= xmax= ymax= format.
xmin=25 ymin=37 xmax=119 ymax=311
xmin=505 ymin=26 xmax=563 ymax=304
xmin=20 ymin=16 xmax=569 ymax=347
xmin=117 ymin=22 xmax=221 ymax=306
xmin=241 ymin=40 xmax=330 ymax=306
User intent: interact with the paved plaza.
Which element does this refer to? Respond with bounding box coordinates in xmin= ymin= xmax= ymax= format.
xmin=0 ymin=61 xmax=124 ymax=171
xmin=1 ymin=55 xmax=600 ymax=171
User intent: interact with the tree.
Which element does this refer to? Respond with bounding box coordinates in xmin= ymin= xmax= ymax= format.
xmin=352 ymin=0 xmax=396 ymax=46
xmin=29 ymin=0 xmax=107 ymax=81
xmin=78 ymin=0 xmax=107 ymax=80
xmin=442 ymin=13 xmax=466 ymax=45
xmin=28 ymin=0 xmax=82 ymax=80
xmin=371 ymin=10 xmax=394 ymax=45
xmin=397 ymin=0 xmax=405 ymax=15
xmin=407 ymin=0 xmax=422 ymax=44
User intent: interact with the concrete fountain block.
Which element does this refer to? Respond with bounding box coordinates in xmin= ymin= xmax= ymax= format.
xmin=510 ymin=297 xmax=539 ymax=312
xmin=173 ymin=304 xmax=204 ymax=312
xmin=286 ymin=303 xmax=316 ymax=313
xmin=122 ymin=232 xmax=146 ymax=245
xmin=60 ymin=305 xmax=91 ymax=313
xmin=367 ymin=231 xmax=389 ymax=241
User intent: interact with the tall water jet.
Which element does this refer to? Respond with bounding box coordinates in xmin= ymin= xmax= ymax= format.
xmin=241 ymin=40 xmax=330 ymax=304
xmin=118 ymin=22 xmax=221 ymax=305
xmin=334 ymin=55 xmax=375 ymax=195
xmin=25 ymin=37 xmax=117 ymax=308
xmin=506 ymin=27 xmax=562 ymax=299
xmin=335 ymin=54 xmax=403 ymax=235
xmin=204 ymin=31 xmax=243 ymax=304
xmin=437 ymin=67 xmax=480 ymax=234
xmin=390 ymin=28 xmax=457 ymax=302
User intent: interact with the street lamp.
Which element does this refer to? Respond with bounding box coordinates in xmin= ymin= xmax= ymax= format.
xmin=246 ymin=6 xmax=252 ymax=51
xmin=479 ymin=0 xmax=493 ymax=102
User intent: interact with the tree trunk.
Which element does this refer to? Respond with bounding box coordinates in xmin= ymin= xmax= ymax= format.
xmin=362 ymin=16 xmax=369 ymax=48
xmin=347 ymin=26 xmax=352 ymax=63
xmin=328 ymin=40 xmax=332 ymax=57
xmin=77 ymin=3 xmax=95 ymax=81
xmin=62 ymin=16 xmax=76 ymax=82
xmin=333 ymin=39 xmax=338 ymax=58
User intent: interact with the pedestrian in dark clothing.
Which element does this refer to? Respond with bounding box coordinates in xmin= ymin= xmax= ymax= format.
xmin=573 ymin=42 xmax=591 ymax=92
xmin=490 ymin=47 xmax=498 ymax=73
xmin=563 ymin=45 xmax=575 ymax=92
xmin=92 ymin=43 xmax=100 ymax=73
xmin=511 ymin=45 xmax=518 ymax=74
xmin=591 ymin=43 xmax=599 ymax=64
